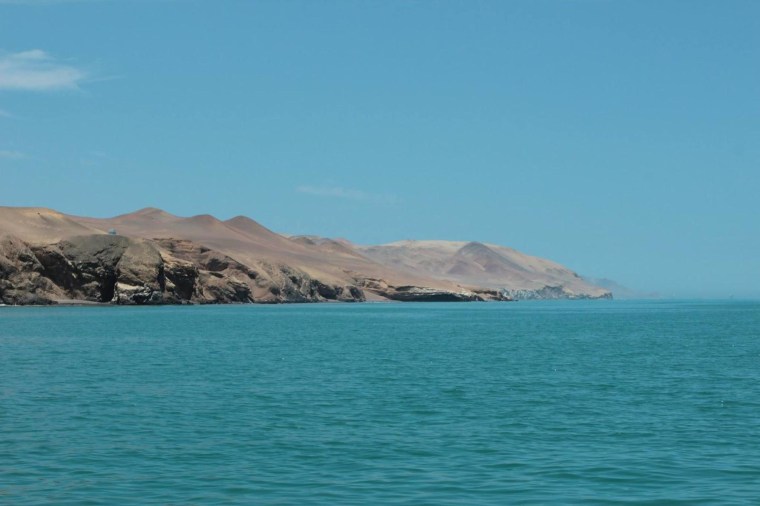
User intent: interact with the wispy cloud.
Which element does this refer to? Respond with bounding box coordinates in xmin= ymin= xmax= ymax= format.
xmin=0 ymin=0 xmax=103 ymax=3
xmin=296 ymin=185 xmax=397 ymax=204
xmin=0 ymin=49 xmax=87 ymax=91
xmin=297 ymin=185 xmax=369 ymax=200
xmin=0 ymin=150 xmax=26 ymax=159
xmin=0 ymin=108 xmax=11 ymax=118
xmin=0 ymin=0 xmax=154 ymax=4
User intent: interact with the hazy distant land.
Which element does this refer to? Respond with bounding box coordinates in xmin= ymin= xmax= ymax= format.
xmin=0 ymin=206 xmax=611 ymax=305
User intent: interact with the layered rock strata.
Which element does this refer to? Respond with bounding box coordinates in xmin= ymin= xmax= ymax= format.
xmin=0 ymin=235 xmax=370 ymax=305
xmin=0 ymin=234 xmax=495 ymax=305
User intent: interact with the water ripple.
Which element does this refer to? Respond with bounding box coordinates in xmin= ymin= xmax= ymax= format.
xmin=1 ymin=300 xmax=759 ymax=504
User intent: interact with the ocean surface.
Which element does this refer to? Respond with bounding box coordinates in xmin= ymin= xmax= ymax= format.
xmin=1 ymin=300 xmax=759 ymax=505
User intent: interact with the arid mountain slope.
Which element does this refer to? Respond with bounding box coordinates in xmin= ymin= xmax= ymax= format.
xmin=73 ymin=209 xmax=464 ymax=291
xmin=0 ymin=206 xmax=611 ymax=304
xmin=358 ymin=240 xmax=609 ymax=299
xmin=0 ymin=207 xmax=104 ymax=242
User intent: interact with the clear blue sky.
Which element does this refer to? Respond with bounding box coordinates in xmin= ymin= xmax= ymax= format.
xmin=1 ymin=0 xmax=758 ymax=298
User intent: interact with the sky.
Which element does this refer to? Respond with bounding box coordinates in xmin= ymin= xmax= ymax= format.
xmin=0 ymin=0 xmax=758 ymax=298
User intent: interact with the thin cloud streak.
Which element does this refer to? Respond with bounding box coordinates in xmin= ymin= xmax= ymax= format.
xmin=0 ymin=49 xmax=87 ymax=91
xmin=0 ymin=0 xmax=175 ymax=4
xmin=0 ymin=0 xmax=107 ymax=3
xmin=296 ymin=185 xmax=397 ymax=204
xmin=0 ymin=150 xmax=26 ymax=159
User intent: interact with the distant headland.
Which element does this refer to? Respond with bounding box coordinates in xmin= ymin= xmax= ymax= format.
xmin=0 ymin=206 xmax=611 ymax=305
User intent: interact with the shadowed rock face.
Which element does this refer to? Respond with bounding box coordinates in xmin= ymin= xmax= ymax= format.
xmin=385 ymin=286 xmax=482 ymax=302
xmin=154 ymin=238 xmax=366 ymax=304
xmin=0 ymin=236 xmax=60 ymax=305
xmin=0 ymin=234 xmax=373 ymax=305
xmin=352 ymin=277 xmax=494 ymax=302
xmin=0 ymin=234 xmax=501 ymax=305
xmin=19 ymin=235 xmax=170 ymax=304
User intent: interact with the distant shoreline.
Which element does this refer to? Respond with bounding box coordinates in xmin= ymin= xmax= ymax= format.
xmin=1 ymin=205 xmax=612 ymax=306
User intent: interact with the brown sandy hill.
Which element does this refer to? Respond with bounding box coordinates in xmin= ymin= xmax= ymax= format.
xmin=358 ymin=240 xmax=609 ymax=299
xmin=0 ymin=206 xmax=611 ymax=304
xmin=72 ymin=208 xmax=462 ymax=292
xmin=0 ymin=206 xmax=105 ymax=242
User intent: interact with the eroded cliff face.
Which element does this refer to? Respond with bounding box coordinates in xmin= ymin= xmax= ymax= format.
xmin=0 ymin=233 xmax=516 ymax=305
xmin=0 ymin=236 xmax=60 ymax=305
xmin=351 ymin=277 xmax=511 ymax=302
xmin=154 ymin=238 xmax=366 ymax=304
xmin=0 ymin=235 xmax=369 ymax=305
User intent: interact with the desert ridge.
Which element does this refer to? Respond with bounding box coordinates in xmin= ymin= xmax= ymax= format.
xmin=0 ymin=206 xmax=611 ymax=305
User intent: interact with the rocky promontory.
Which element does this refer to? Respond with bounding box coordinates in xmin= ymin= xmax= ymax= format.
xmin=0 ymin=206 xmax=612 ymax=305
xmin=0 ymin=234 xmax=492 ymax=305
xmin=0 ymin=234 xmax=374 ymax=305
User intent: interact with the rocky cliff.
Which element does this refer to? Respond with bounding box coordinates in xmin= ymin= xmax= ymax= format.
xmin=0 ymin=234 xmax=501 ymax=305
xmin=0 ymin=206 xmax=612 ymax=305
xmin=0 ymin=235 xmax=369 ymax=305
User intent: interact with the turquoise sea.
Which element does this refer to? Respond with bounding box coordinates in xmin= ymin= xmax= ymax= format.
xmin=1 ymin=300 xmax=759 ymax=504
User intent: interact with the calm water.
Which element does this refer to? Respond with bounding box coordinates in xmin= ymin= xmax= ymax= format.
xmin=1 ymin=301 xmax=759 ymax=504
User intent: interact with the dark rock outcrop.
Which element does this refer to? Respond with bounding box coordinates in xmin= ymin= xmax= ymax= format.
xmin=26 ymin=235 xmax=166 ymax=304
xmin=0 ymin=236 xmax=60 ymax=305
xmin=354 ymin=277 xmax=490 ymax=302
xmin=386 ymin=286 xmax=483 ymax=302
xmin=155 ymin=239 xmax=364 ymax=304
xmin=471 ymin=289 xmax=514 ymax=301
xmin=0 ymin=234 xmax=369 ymax=305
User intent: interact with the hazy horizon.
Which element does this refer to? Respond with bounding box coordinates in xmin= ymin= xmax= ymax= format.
xmin=1 ymin=1 xmax=758 ymax=298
